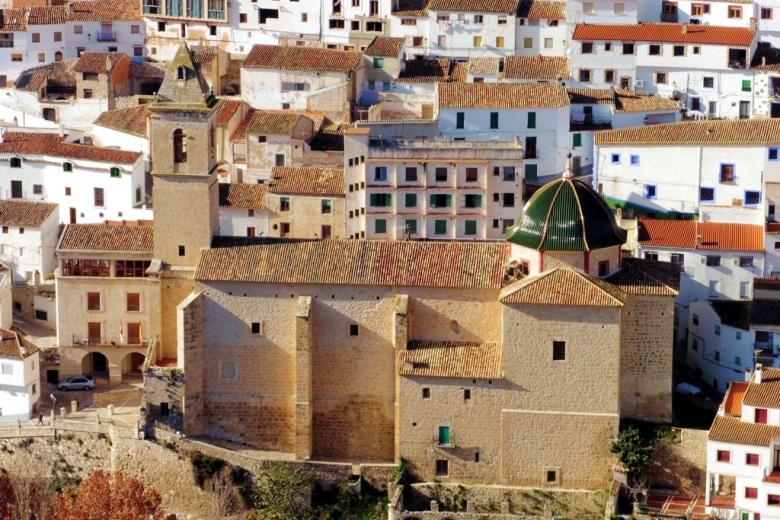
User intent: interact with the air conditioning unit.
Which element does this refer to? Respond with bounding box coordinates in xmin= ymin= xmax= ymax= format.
xmin=634 ymin=79 xmax=644 ymax=88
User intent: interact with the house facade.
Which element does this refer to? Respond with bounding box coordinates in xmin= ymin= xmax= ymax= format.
xmin=0 ymin=130 xmax=148 ymax=224
xmin=0 ymin=329 xmax=39 ymax=422
xmin=0 ymin=199 xmax=59 ymax=284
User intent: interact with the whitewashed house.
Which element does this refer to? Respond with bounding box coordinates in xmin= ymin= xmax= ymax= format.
xmin=637 ymin=219 xmax=765 ymax=348
xmin=91 ymin=104 xmax=151 ymax=162
xmin=0 ymin=130 xmax=148 ymax=224
xmin=0 ymin=328 xmax=39 ymax=422
xmin=640 ymin=0 xmax=755 ymax=26
xmin=389 ymin=0 xmax=431 ymax=56
xmin=595 ymin=119 xmax=780 ymax=218
xmin=568 ymin=0 xmax=639 ymax=26
xmin=231 ymin=0 xmax=321 ymax=53
xmin=767 ymin=222 xmax=780 ymax=276
xmin=0 ymin=199 xmax=59 ymax=284
xmin=689 ymin=301 xmax=780 ymax=394
xmin=426 ymin=0 xmax=520 ymax=59
xmin=218 ymin=183 xmax=269 ymax=237
xmin=757 ymin=0 xmax=780 ymax=47
xmin=0 ymin=1 xmax=145 ymax=87
xmin=706 ymin=367 xmax=780 ymax=519
xmin=571 ymin=23 xmax=757 ymax=118
xmin=320 ymin=0 xmax=393 ymax=47
xmin=568 ymin=88 xmax=681 ymax=176
xmin=240 ymin=44 xmax=365 ymax=122
xmin=515 ymin=0 xmax=567 ymax=57
xmin=437 ymin=82 xmax=570 ymax=181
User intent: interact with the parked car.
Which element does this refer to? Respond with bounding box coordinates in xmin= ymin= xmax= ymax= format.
xmin=57 ymin=376 xmax=95 ymax=391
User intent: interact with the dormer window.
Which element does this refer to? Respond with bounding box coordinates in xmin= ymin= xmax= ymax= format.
xmin=177 ymin=66 xmax=186 ymax=80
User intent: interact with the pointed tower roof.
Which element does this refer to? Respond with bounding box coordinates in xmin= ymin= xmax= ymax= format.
xmin=150 ymin=42 xmax=216 ymax=111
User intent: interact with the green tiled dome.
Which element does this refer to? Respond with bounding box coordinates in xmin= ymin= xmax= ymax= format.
xmin=506 ymin=176 xmax=626 ymax=252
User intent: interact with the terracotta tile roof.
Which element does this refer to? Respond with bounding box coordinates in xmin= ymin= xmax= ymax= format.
xmin=27 ymin=5 xmax=67 ymax=25
xmin=365 ymin=36 xmax=405 ymax=57
xmin=724 ymin=381 xmax=748 ymax=417
xmin=500 ymin=267 xmax=626 ymax=306
xmin=568 ymin=88 xmax=615 ymax=105
xmin=0 ymin=8 xmax=27 ymax=31
xmin=0 ymin=132 xmax=142 ymax=165
xmin=468 ymin=57 xmax=501 ymax=77
xmin=399 ymin=58 xmax=460 ymax=83
xmin=0 ymin=329 xmax=38 ymax=360
xmin=16 ymin=67 xmax=51 ymax=92
xmin=568 ymin=88 xmax=681 ymax=113
xmin=517 ymin=0 xmax=565 ymax=19
xmin=428 ymin=0 xmax=520 ymax=13
xmin=66 ymin=0 xmax=142 ymax=22
xmin=638 ymin=219 xmax=764 ymax=252
xmin=392 ymin=0 xmax=429 ymax=16
xmin=573 ymin=23 xmax=755 ymax=46
xmin=504 ymin=55 xmax=570 ymax=80
xmin=709 ymin=415 xmax=780 ymax=446
xmin=0 ymin=200 xmax=58 ymax=228
xmin=615 ymin=90 xmax=681 ymax=112
xmin=214 ymin=99 xmax=243 ymax=127
xmin=195 ymin=240 xmax=510 ymax=288
xmin=74 ymin=52 xmax=126 ymax=73
xmin=597 ymin=119 xmax=780 ymax=146
xmin=270 ymin=166 xmax=344 ymax=197
xmin=243 ymin=45 xmax=362 ymax=72
xmin=58 ymin=222 xmax=153 ymax=252
xmin=604 ymin=261 xmax=678 ymax=297
xmin=193 ymin=48 xmax=218 ymax=65
xmin=744 ymin=368 xmax=780 ymax=408
xmin=218 ymin=183 xmax=267 ymax=210
xmin=93 ymin=105 xmax=150 ymax=137
xmin=232 ymin=110 xmax=305 ymax=140
xmin=399 ymin=340 xmax=502 ymax=379
xmin=438 ymin=82 xmax=569 ymax=109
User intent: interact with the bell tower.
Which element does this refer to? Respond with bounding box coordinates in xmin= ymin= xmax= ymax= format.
xmin=149 ymin=41 xmax=219 ymax=267
xmin=148 ymin=42 xmax=219 ymax=361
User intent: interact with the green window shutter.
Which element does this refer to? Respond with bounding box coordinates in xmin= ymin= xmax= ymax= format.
xmin=528 ymin=111 xmax=536 ymax=129
xmin=456 ymin=112 xmax=464 ymax=129
xmin=369 ymin=193 xmax=377 ymax=206
xmin=373 ymin=57 xmax=384 ymax=68
xmin=573 ymin=133 xmax=582 ymax=147
xmin=110 ymin=167 xmax=121 ymax=178
xmin=742 ymin=79 xmax=751 ymax=92
xmin=445 ymin=194 xmax=452 ymax=207
xmin=63 ymin=162 xmax=73 ymax=172
xmin=405 ymin=193 xmax=417 ymax=207
xmin=474 ymin=194 xmax=482 ymax=207
xmin=465 ymin=220 xmax=477 ymax=235
xmin=375 ymin=219 xmax=387 ymax=233
xmin=434 ymin=220 xmax=447 ymax=234
xmin=438 ymin=426 xmax=451 ymax=445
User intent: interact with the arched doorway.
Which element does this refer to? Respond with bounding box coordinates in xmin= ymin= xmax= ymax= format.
xmin=81 ymin=352 xmax=108 ymax=381
xmin=121 ymin=352 xmax=145 ymax=383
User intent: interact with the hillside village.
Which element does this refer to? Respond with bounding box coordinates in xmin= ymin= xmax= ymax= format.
xmin=1 ymin=0 xmax=780 ymax=518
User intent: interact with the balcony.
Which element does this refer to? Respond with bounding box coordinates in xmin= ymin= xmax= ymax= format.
xmin=96 ymin=31 xmax=117 ymax=42
xmin=71 ymin=336 xmax=149 ymax=348
xmin=207 ymin=9 xmax=225 ymax=19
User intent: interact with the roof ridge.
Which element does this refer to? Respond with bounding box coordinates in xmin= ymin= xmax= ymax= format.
xmin=571 ymin=269 xmax=626 ymax=305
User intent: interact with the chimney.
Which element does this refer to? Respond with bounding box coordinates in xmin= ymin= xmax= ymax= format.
xmin=756 ymin=363 xmax=763 ymax=384
xmin=682 ymin=25 xmax=688 ymax=34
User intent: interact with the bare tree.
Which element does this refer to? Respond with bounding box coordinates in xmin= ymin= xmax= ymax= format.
xmin=206 ymin=466 xmax=241 ymax=518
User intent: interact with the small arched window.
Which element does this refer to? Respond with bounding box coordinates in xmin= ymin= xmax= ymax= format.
xmin=177 ymin=66 xmax=186 ymax=80
xmin=173 ymin=129 xmax=187 ymax=163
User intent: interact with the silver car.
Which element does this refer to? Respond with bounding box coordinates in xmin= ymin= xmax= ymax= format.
xmin=57 ymin=376 xmax=95 ymax=391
